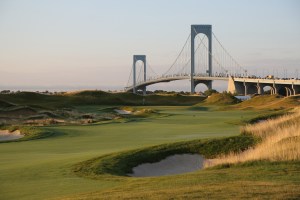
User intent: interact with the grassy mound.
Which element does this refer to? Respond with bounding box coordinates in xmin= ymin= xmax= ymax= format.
xmin=0 ymin=106 xmax=37 ymax=117
xmin=0 ymin=100 xmax=15 ymax=109
xmin=0 ymin=91 xmax=205 ymax=107
xmin=64 ymin=90 xmax=109 ymax=97
xmin=232 ymin=95 xmax=300 ymax=110
xmin=73 ymin=135 xmax=257 ymax=177
xmin=201 ymin=92 xmax=240 ymax=106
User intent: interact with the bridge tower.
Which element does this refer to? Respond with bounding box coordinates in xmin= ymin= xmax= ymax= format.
xmin=191 ymin=25 xmax=212 ymax=93
xmin=133 ymin=55 xmax=146 ymax=95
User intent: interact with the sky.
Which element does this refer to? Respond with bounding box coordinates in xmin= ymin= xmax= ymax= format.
xmin=0 ymin=0 xmax=299 ymax=92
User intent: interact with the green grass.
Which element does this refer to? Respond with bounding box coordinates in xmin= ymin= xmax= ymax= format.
xmin=0 ymin=91 xmax=205 ymax=109
xmin=0 ymin=106 xmax=260 ymax=200
xmin=64 ymin=161 xmax=300 ymax=200
xmin=0 ymin=105 xmax=299 ymax=200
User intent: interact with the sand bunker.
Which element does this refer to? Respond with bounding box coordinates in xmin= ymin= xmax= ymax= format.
xmin=0 ymin=130 xmax=24 ymax=141
xmin=128 ymin=154 xmax=204 ymax=177
xmin=114 ymin=109 xmax=132 ymax=115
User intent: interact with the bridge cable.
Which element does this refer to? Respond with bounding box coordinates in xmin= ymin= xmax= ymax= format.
xmin=163 ymin=33 xmax=191 ymax=76
xmin=212 ymin=32 xmax=247 ymax=74
xmin=192 ymin=27 xmax=230 ymax=74
xmin=126 ymin=66 xmax=133 ymax=88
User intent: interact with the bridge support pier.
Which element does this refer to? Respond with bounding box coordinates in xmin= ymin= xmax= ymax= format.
xmin=133 ymin=55 xmax=146 ymax=94
xmin=243 ymin=82 xmax=247 ymax=96
xmin=285 ymin=87 xmax=292 ymax=97
xmin=191 ymin=25 xmax=212 ymax=94
xmin=270 ymin=87 xmax=275 ymax=95
xmin=273 ymin=84 xmax=278 ymax=95
xmin=227 ymin=76 xmax=244 ymax=95
xmin=292 ymin=83 xmax=300 ymax=96
xmin=256 ymin=83 xmax=263 ymax=95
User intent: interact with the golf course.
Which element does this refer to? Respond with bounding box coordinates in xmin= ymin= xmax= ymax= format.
xmin=0 ymin=91 xmax=300 ymax=199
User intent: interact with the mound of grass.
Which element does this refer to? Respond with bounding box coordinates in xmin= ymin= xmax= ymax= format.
xmin=199 ymin=92 xmax=240 ymax=106
xmin=73 ymin=135 xmax=258 ymax=177
xmin=244 ymin=109 xmax=289 ymax=124
xmin=0 ymin=91 xmax=205 ymax=108
xmin=65 ymin=90 xmax=109 ymax=97
xmin=0 ymin=106 xmax=37 ymax=117
xmin=0 ymin=92 xmax=69 ymax=109
xmin=0 ymin=100 xmax=15 ymax=109
xmin=233 ymin=95 xmax=300 ymax=110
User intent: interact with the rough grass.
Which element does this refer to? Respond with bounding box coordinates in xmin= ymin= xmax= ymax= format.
xmin=205 ymin=107 xmax=300 ymax=167
xmin=231 ymin=95 xmax=300 ymax=110
xmin=0 ymin=91 xmax=205 ymax=108
xmin=1 ymin=91 xmax=202 ymax=126
xmin=243 ymin=109 xmax=289 ymax=124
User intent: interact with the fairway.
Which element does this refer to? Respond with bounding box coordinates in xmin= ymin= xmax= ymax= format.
xmin=0 ymin=107 xmax=258 ymax=200
xmin=1 ymin=1 xmax=299 ymax=199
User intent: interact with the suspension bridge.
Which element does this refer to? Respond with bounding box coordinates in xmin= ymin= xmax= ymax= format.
xmin=125 ymin=25 xmax=300 ymax=96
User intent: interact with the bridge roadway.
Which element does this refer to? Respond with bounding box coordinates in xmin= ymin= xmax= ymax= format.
xmin=125 ymin=75 xmax=300 ymax=96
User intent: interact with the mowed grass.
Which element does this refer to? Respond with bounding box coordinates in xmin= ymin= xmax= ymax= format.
xmin=0 ymin=106 xmax=258 ymax=200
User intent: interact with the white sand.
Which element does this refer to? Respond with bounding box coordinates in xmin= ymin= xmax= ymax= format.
xmin=0 ymin=130 xmax=24 ymax=141
xmin=128 ymin=154 xmax=204 ymax=177
xmin=114 ymin=109 xmax=132 ymax=115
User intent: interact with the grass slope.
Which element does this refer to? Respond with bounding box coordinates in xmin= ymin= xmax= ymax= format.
xmin=63 ymin=160 xmax=300 ymax=200
xmin=0 ymin=91 xmax=205 ymax=109
xmin=232 ymin=95 xmax=300 ymax=110
xmin=202 ymin=93 xmax=240 ymax=105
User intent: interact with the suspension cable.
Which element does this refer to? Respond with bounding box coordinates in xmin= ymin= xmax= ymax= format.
xmin=163 ymin=33 xmax=191 ymax=76
xmin=212 ymin=32 xmax=246 ymax=73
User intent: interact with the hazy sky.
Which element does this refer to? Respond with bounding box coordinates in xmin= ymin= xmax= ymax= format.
xmin=0 ymin=0 xmax=299 ymax=91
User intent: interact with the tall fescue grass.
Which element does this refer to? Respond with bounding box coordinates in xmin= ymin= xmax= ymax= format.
xmin=205 ymin=107 xmax=300 ymax=167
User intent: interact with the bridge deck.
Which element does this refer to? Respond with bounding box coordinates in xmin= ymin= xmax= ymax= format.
xmin=126 ymin=76 xmax=300 ymax=92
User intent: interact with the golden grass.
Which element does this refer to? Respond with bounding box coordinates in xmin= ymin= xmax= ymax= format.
xmin=231 ymin=95 xmax=300 ymax=110
xmin=205 ymin=107 xmax=300 ymax=167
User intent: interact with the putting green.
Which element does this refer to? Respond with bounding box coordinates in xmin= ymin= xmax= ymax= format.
xmin=0 ymin=106 xmax=258 ymax=200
